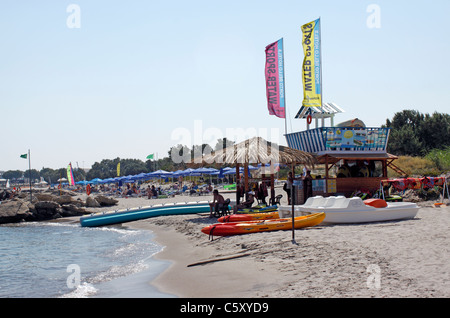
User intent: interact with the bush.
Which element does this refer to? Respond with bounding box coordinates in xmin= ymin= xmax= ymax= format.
xmin=388 ymin=156 xmax=440 ymax=177
xmin=425 ymin=146 xmax=450 ymax=172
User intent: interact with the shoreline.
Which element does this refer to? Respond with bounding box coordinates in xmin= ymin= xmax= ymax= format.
xmin=68 ymin=192 xmax=449 ymax=297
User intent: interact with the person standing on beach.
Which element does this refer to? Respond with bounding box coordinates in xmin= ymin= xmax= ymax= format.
xmin=284 ymin=172 xmax=294 ymax=204
xmin=303 ymin=170 xmax=313 ymax=202
xmin=209 ymin=189 xmax=225 ymax=217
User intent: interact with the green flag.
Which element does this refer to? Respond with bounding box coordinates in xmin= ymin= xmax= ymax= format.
xmin=20 ymin=154 xmax=27 ymax=159
xmin=146 ymin=154 xmax=154 ymax=160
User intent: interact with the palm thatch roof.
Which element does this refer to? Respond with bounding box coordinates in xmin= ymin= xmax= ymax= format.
xmin=190 ymin=137 xmax=317 ymax=167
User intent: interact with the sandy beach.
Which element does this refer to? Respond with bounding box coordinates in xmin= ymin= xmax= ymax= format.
xmin=76 ymin=190 xmax=450 ymax=298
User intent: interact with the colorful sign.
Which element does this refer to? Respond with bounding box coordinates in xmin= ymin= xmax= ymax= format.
xmin=265 ymin=38 xmax=286 ymax=118
xmin=301 ymin=18 xmax=321 ymax=107
xmin=324 ymin=127 xmax=389 ymax=151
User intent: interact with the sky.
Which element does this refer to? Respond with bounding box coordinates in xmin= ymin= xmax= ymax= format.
xmin=1 ymin=0 xmax=449 ymax=171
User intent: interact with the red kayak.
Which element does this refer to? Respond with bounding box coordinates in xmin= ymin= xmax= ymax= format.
xmin=218 ymin=211 xmax=280 ymax=223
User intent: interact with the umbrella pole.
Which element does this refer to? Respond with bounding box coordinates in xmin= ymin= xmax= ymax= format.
xmin=244 ymin=163 xmax=249 ymax=200
xmin=236 ymin=163 xmax=240 ymax=205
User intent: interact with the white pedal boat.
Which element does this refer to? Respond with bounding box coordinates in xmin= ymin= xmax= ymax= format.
xmin=279 ymin=196 xmax=419 ymax=224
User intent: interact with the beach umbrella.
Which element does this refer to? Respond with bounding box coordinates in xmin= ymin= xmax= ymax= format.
xmin=100 ymin=178 xmax=116 ymax=184
xmin=172 ymin=170 xmax=185 ymax=176
xmin=194 ymin=167 xmax=210 ymax=174
xmin=182 ymin=168 xmax=201 ymax=176
xmin=148 ymin=169 xmax=173 ymax=178
xmin=89 ymin=178 xmax=103 ymax=184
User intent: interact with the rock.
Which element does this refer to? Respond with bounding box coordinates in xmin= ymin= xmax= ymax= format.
xmin=0 ymin=190 xmax=13 ymax=201
xmin=35 ymin=193 xmax=74 ymax=205
xmin=35 ymin=193 xmax=55 ymax=201
xmin=31 ymin=201 xmax=62 ymax=221
xmin=53 ymin=195 xmax=74 ymax=205
xmin=94 ymin=195 xmax=118 ymax=207
xmin=61 ymin=204 xmax=87 ymax=217
xmin=0 ymin=198 xmax=32 ymax=224
xmin=86 ymin=196 xmax=101 ymax=208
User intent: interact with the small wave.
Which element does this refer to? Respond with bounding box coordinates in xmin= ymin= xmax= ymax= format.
xmin=89 ymin=261 xmax=150 ymax=284
xmin=59 ymin=282 xmax=98 ymax=298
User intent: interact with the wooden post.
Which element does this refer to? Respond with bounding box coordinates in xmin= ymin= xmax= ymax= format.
xmin=236 ymin=163 xmax=240 ymax=204
xmin=291 ymin=163 xmax=296 ymax=244
xmin=325 ymin=154 xmax=329 ymax=196
xmin=244 ymin=163 xmax=249 ymax=200
xmin=270 ymin=173 xmax=275 ymax=205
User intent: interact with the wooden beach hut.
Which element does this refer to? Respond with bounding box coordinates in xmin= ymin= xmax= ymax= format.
xmin=285 ymin=114 xmax=406 ymax=203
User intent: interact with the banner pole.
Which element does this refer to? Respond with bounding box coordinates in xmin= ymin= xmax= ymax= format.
xmin=319 ymin=17 xmax=324 ymax=122
xmin=281 ymin=38 xmax=287 ymax=135
xmin=28 ymin=149 xmax=32 ymax=203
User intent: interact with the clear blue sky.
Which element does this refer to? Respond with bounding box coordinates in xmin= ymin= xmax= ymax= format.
xmin=1 ymin=0 xmax=449 ymax=171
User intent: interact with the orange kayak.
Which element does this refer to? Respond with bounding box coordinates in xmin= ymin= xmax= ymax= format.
xmin=218 ymin=211 xmax=280 ymax=223
xmin=202 ymin=212 xmax=325 ymax=237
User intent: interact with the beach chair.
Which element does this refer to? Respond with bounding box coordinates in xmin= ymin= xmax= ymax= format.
xmin=213 ymin=198 xmax=231 ymax=218
xmin=269 ymin=194 xmax=283 ymax=206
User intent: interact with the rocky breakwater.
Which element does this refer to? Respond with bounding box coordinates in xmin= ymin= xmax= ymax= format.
xmin=0 ymin=189 xmax=118 ymax=225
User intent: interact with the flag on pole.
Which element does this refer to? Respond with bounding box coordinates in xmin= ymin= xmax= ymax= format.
xmin=20 ymin=154 xmax=27 ymax=159
xmin=67 ymin=163 xmax=75 ymax=186
xmin=117 ymin=162 xmax=120 ymax=177
xmin=301 ymin=18 xmax=322 ymax=107
xmin=146 ymin=154 xmax=154 ymax=160
xmin=265 ymin=38 xmax=286 ymax=118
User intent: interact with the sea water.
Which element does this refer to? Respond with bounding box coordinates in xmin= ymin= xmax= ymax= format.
xmin=0 ymin=222 xmax=174 ymax=298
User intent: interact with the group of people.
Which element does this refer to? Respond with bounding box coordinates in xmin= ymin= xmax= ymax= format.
xmin=208 ymin=189 xmax=255 ymax=217
xmin=236 ymin=180 xmax=269 ymax=205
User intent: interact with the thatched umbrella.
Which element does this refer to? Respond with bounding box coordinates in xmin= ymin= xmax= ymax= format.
xmin=192 ymin=136 xmax=316 ymax=166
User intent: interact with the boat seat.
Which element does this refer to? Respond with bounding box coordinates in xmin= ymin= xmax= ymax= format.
xmin=364 ymin=198 xmax=388 ymax=208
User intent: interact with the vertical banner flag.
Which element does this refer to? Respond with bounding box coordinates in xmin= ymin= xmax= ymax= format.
xmin=67 ymin=163 xmax=75 ymax=186
xmin=265 ymin=38 xmax=286 ymax=118
xmin=301 ymin=18 xmax=322 ymax=107
xmin=117 ymin=162 xmax=120 ymax=177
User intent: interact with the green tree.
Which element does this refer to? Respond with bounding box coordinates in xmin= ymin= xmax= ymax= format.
xmin=385 ymin=109 xmax=450 ymax=156
xmin=2 ymin=170 xmax=23 ymax=180
xmin=24 ymin=169 xmax=40 ymax=181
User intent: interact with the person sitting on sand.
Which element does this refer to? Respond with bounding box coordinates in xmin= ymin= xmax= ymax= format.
xmin=209 ymin=189 xmax=225 ymax=217
xmin=148 ymin=185 xmax=157 ymax=199
xmin=233 ymin=191 xmax=255 ymax=213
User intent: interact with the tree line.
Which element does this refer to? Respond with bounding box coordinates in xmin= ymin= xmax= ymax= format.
xmin=384 ymin=109 xmax=450 ymax=156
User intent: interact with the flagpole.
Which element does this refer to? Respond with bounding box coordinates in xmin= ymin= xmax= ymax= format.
xmin=28 ymin=149 xmax=32 ymax=203
xmin=281 ymin=38 xmax=288 ymax=135
xmin=319 ymin=17 xmax=324 ymax=121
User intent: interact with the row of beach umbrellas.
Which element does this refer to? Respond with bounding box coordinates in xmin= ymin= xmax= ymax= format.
xmin=74 ymin=164 xmax=280 ymax=185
